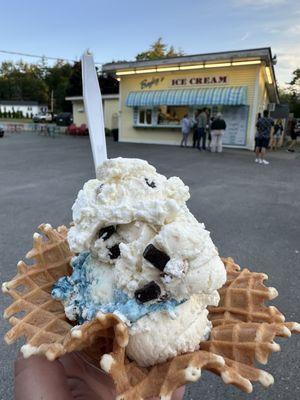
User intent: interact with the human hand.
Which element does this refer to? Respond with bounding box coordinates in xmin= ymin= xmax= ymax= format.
xmin=15 ymin=352 xmax=185 ymax=400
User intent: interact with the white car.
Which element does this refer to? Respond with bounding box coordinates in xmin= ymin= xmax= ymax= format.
xmin=33 ymin=113 xmax=52 ymax=123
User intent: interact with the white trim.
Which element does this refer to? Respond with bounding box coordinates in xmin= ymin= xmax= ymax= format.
xmin=102 ymin=94 xmax=119 ymax=100
xmin=65 ymin=96 xmax=83 ymax=101
xmin=248 ymin=66 xmax=260 ymax=150
xmin=65 ymin=94 xmax=119 ymax=101
xmin=118 ymin=80 xmax=123 ymax=141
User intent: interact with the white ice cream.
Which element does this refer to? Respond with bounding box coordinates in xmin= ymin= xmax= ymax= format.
xmin=126 ymin=291 xmax=220 ymax=367
xmin=65 ymin=157 xmax=226 ymax=366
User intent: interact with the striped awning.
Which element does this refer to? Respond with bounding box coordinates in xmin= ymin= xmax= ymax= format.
xmin=126 ymin=86 xmax=247 ymax=107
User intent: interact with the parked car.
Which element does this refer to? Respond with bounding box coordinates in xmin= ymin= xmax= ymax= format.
xmin=0 ymin=125 xmax=4 ymax=138
xmin=33 ymin=113 xmax=53 ymax=123
xmin=55 ymin=112 xmax=73 ymax=126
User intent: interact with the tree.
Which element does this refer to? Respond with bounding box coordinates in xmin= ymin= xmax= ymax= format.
xmin=0 ymin=60 xmax=48 ymax=104
xmin=279 ymin=69 xmax=300 ymax=117
xmin=65 ymin=61 xmax=119 ymax=96
xmin=65 ymin=61 xmax=82 ymax=97
xmin=289 ymin=68 xmax=300 ymax=88
xmin=136 ymin=38 xmax=184 ymax=61
xmin=0 ymin=58 xmax=119 ymax=114
xmin=45 ymin=61 xmax=73 ymax=112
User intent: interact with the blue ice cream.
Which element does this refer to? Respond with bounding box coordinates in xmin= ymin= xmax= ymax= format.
xmin=52 ymin=252 xmax=182 ymax=325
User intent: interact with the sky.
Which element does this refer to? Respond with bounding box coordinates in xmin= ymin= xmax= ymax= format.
xmin=1 ymin=0 xmax=300 ymax=86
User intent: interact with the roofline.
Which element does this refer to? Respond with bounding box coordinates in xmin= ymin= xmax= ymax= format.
xmin=65 ymin=94 xmax=119 ymax=102
xmin=102 ymin=47 xmax=274 ymax=71
xmin=102 ymin=46 xmax=279 ymax=103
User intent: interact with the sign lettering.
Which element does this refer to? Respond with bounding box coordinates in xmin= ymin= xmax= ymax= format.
xmin=140 ymin=77 xmax=165 ymax=89
xmin=172 ymin=76 xmax=227 ymax=86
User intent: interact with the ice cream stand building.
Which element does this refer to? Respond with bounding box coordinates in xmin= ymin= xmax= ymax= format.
xmin=102 ymin=47 xmax=278 ymax=149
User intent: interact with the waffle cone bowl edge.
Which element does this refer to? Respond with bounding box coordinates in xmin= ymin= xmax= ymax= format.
xmin=2 ymin=224 xmax=299 ymax=400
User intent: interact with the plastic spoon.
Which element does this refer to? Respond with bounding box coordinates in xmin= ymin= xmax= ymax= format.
xmin=82 ymin=52 xmax=107 ymax=173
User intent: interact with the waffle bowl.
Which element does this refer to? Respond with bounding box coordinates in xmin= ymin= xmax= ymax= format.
xmin=2 ymin=224 xmax=299 ymax=399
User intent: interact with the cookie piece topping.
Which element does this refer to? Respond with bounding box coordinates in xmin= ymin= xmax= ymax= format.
xmin=143 ymin=244 xmax=170 ymax=271
xmin=98 ymin=226 xmax=116 ymax=241
xmin=135 ymin=281 xmax=161 ymax=303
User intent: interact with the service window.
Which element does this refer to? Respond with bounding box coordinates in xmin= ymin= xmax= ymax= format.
xmin=157 ymin=106 xmax=183 ymax=126
xmin=138 ymin=108 xmax=153 ymax=126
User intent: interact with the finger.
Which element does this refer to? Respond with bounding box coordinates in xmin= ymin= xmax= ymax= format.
xmin=15 ymin=353 xmax=74 ymax=400
xmin=59 ymin=352 xmax=116 ymax=400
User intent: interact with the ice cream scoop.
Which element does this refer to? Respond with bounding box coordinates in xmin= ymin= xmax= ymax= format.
xmin=52 ymin=157 xmax=226 ymax=366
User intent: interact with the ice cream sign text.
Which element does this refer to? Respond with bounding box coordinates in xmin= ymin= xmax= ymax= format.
xmin=172 ymin=76 xmax=227 ymax=86
xmin=140 ymin=77 xmax=165 ymax=89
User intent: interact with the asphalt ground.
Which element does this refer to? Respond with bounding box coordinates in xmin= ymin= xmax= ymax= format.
xmin=0 ymin=131 xmax=299 ymax=400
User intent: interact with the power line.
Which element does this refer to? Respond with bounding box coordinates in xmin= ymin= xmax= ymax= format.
xmin=0 ymin=49 xmax=103 ymax=65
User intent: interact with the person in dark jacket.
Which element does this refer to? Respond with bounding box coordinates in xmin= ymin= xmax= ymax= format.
xmin=210 ymin=113 xmax=226 ymax=152
xmin=255 ymin=109 xmax=274 ymax=164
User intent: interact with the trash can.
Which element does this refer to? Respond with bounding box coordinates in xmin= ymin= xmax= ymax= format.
xmin=112 ymin=129 xmax=119 ymax=142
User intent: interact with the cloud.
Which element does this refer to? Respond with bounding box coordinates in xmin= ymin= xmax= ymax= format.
xmin=232 ymin=0 xmax=287 ymax=7
xmin=285 ymin=25 xmax=300 ymax=35
xmin=274 ymin=47 xmax=300 ymax=86
xmin=240 ymin=32 xmax=250 ymax=41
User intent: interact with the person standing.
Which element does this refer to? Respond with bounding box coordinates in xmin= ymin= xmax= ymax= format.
xmin=197 ymin=108 xmax=208 ymax=150
xmin=255 ymin=109 xmax=274 ymax=165
xmin=287 ymin=118 xmax=297 ymax=152
xmin=270 ymin=119 xmax=283 ymax=150
xmin=192 ymin=110 xmax=200 ymax=148
xmin=180 ymin=114 xmax=191 ymax=147
xmin=210 ymin=113 xmax=226 ymax=153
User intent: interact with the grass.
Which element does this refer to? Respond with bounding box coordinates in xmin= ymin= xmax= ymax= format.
xmin=0 ymin=118 xmax=33 ymax=123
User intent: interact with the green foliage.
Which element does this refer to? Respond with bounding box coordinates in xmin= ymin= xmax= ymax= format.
xmin=0 ymin=60 xmax=48 ymax=104
xmin=65 ymin=61 xmax=82 ymax=97
xmin=136 ymin=38 xmax=184 ymax=61
xmin=279 ymin=69 xmax=300 ymax=117
xmin=0 ymin=59 xmax=119 ymax=113
xmin=45 ymin=61 xmax=73 ymax=112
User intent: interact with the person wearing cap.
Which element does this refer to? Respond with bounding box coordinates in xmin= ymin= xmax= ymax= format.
xmin=210 ymin=113 xmax=226 ymax=153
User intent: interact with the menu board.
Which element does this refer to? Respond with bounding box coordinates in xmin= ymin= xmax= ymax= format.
xmin=221 ymin=106 xmax=249 ymax=146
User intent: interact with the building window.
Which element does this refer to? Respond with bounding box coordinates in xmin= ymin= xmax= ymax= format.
xmin=138 ymin=108 xmax=153 ymax=126
xmin=157 ymin=106 xmax=182 ymax=126
xmin=28 ymin=107 xmax=32 ymax=111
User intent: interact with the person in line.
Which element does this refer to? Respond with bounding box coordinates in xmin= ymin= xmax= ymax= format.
xmin=255 ymin=109 xmax=274 ymax=165
xmin=287 ymin=118 xmax=298 ymax=152
xmin=270 ymin=119 xmax=283 ymax=151
xmin=206 ymin=109 xmax=212 ymax=150
xmin=180 ymin=114 xmax=191 ymax=147
xmin=192 ymin=110 xmax=200 ymax=148
xmin=210 ymin=113 xmax=226 ymax=153
xmin=197 ymin=108 xmax=208 ymax=150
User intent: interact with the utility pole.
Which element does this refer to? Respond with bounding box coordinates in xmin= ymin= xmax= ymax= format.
xmin=50 ymin=90 xmax=54 ymax=114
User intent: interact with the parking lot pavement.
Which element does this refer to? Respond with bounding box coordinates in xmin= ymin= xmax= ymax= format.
xmin=0 ymin=132 xmax=299 ymax=400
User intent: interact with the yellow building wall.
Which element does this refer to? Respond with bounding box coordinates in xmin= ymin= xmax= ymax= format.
xmin=71 ymin=99 xmax=118 ymax=130
xmin=119 ymin=65 xmax=266 ymax=148
xmin=104 ymin=99 xmax=119 ymax=130
xmin=257 ymin=68 xmax=270 ymax=116
xmin=72 ymin=100 xmax=87 ymax=126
